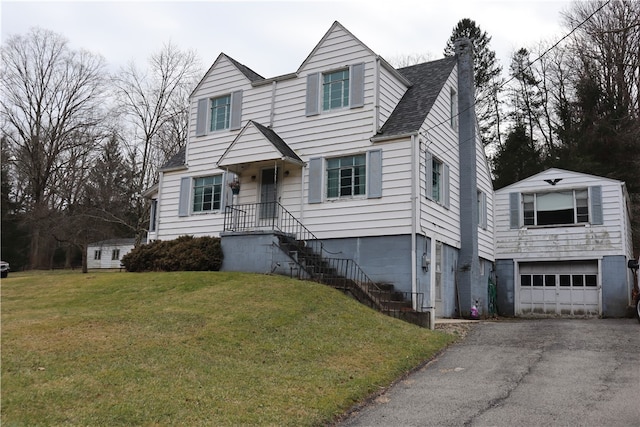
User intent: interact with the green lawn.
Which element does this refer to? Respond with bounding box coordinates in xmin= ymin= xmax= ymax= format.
xmin=1 ymin=271 xmax=456 ymax=426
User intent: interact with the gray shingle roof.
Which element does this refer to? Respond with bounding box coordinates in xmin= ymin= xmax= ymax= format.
xmin=377 ymin=56 xmax=457 ymax=137
xmin=251 ymin=121 xmax=302 ymax=163
xmin=225 ymin=55 xmax=264 ymax=82
xmin=160 ymin=145 xmax=186 ymax=170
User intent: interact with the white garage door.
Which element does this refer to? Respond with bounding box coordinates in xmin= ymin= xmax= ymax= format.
xmin=518 ymin=261 xmax=600 ymax=316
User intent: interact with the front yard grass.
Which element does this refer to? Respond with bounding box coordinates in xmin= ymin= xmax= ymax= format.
xmin=1 ymin=271 xmax=455 ymax=426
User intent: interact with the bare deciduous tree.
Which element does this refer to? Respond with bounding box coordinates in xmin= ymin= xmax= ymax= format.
xmin=0 ymin=27 xmax=108 ymax=268
xmin=112 ymin=41 xmax=201 ymax=244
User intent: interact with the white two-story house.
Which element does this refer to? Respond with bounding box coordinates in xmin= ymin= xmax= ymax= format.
xmin=146 ymin=21 xmax=495 ymax=322
xmin=494 ymin=168 xmax=634 ymax=317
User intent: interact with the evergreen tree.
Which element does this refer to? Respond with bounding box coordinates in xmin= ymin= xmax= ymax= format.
xmin=491 ymin=123 xmax=544 ymax=190
xmin=444 ymin=18 xmax=504 ymax=148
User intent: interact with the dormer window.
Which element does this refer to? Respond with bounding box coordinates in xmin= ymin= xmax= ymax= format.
xmin=210 ymin=95 xmax=231 ymax=131
xmin=305 ymin=63 xmax=364 ymax=116
xmin=195 ymin=91 xmax=243 ymax=136
xmin=323 ymin=69 xmax=350 ymax=110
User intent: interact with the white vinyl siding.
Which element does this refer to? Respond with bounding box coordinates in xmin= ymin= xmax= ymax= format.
xmin=154 ymin=23 xmax=493 ymax=250
xmin=87 ymin=242 xmax=135 ymax=269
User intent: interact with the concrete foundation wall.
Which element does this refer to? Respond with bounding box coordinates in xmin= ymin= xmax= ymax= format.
xmin=601 ymin=255 xmax=629 ymax=317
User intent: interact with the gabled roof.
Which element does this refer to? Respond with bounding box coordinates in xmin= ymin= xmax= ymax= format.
xmin=297 ymin=21 xmax=374 ymax=73
xmin=251 ymin=121 xmax=302 ymax=164
xmin=217 ymin=121 xmax=302 ymax=170
xmin=224 ymin=55 xmax=265 ymax=82
xmin=495 ymin=167 xmax=626 ymax=193
xmin=376 ymin=56 xmax=457 ymax=138
xmin=190 ymin=53 xmax=264 ymax=98
xmin=160 ymin=146 xmax=186 ymax=171
xmin=88 ymin=238 xmax=136 ymax=247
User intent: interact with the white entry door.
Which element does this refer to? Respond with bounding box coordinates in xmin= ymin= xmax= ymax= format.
xmin=518 ymin=261 xmax=600 ymax=316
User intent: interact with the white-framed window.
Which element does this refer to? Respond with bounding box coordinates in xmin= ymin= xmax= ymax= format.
xmin=150 ymin=199 xmax=158 ymax=232
xmin=112 ymin=249 xmax=120 ymax=260
xmin=210 ymin=95 xmax=231 ymax=131
xmin=450 ymin=87 xmax=458 ymax=129
xmin=193 ymin=175 xmax=223 ymax=213
xmin=432 ymin=158 xmax=443 ymax=202
xmin=94 ymin=250 xmax=101 ymax=260
xmin=522 ymin=189 xmax=589 ymax=226
xmin=322 ymin=69 xmax=350 ymax=111
xmin=195 ymin=91 xmax=242 ymax=136
xmin=306 ymin=63 xmax=364 ymax=116
xmin=425 ymin=151 xmax=450 ymax=208
xmin=326 ymin=154 xmax=366 ymax=198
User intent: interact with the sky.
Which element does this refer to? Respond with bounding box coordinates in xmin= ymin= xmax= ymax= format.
xmin=1 ymin=0 xmax=574 ymax=77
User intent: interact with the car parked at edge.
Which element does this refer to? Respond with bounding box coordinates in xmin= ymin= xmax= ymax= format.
xmin=1 ymin=260 xmax=9 ymax=278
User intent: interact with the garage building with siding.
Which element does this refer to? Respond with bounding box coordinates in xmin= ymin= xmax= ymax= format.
xmin=494 ymin=168 xmax=634 ymax=317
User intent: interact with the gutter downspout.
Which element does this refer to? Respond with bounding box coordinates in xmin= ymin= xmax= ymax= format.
xmin=411 ymin=134 xmax=418 ymax=310
xmin=156 ymin=171 xmax=164 ymax=241
xmin=374 ymin=57 xmax=381 ymax=134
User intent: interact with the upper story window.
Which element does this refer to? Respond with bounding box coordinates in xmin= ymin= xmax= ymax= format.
xmin=327 ymin=154 xmax=366 ymax=198
xmin=323 ymin=69 xmax=350 ymax=110
xmin=523 ymin=189 xmax=589 ymax=226
xmin=193 ymin=175 xmax=223 ymax=213
xmin=195 ymin=91 xmax=243 ymax=136
xmin=432 ymin=158 xmax=443 ymax=202
xmin=210 ymin=95 xmax=231 ymax=131
xmin=509 ymin=186 xmax=602 ymax=229
xmin=450 ymin=87 xmax=458 ymax=129
xmin=305 ymin=63 xmax=364 ymax=116
xmin=425 ymin=151 xmax=449 ymax=208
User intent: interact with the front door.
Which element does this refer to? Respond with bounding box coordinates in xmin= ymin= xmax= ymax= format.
xmin=260 ymin=168 xmax=277 ymax=220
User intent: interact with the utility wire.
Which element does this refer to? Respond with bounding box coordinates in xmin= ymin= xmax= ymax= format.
xmin=421 ymin=0 xmax=612 ymax=153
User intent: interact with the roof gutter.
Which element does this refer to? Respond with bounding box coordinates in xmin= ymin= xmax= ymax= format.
xmin=370 ymin=131 xmax=418 ymax=143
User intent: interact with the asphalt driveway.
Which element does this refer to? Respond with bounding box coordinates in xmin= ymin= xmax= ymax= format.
xmin=338 ymin=318 xmax=640 ymax=426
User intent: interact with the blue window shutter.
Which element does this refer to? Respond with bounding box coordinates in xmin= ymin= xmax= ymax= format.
xmin=509 ymin=192 xmax=520 ymax=229
xmin=230 ymin=90 xmax=243 ymax=130
xmin=350 ymin=63 xmax=365 ymax=108
xmin=425 ymin=152 xmax=433 ymax=200
xmin=590 ymin=185 xmax=603 ymax=225
xmin=178 ymin=177 xmax=191 ymax=217
xmin=308 ymin=157 xmax=322 ymax=204
xmin=195 ymin=99 xmax=208 ymax=136
xmin=305 ymin=73 xmax=320 ymax=116
xmin=443 ymin=164 xmax=450 ymax=209
xmin=367 ymin=149 xmax=382 ymax=199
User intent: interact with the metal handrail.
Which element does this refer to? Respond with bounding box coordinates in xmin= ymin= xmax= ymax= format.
xmin=224 ymin=202 xmax=426 ymax=323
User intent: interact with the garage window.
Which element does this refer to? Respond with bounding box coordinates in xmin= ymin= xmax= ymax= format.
xmin=523 ymin=189 xmax=589 ymax=226
xmin=522 ymin=273 xmax=597 ymax=287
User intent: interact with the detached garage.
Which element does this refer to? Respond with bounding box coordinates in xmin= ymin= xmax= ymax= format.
xmin=494 ymin=169 xmax=634 ymax=318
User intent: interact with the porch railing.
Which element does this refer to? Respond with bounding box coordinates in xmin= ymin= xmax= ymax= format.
xmin=224 ymin=202 xmax=323 ymax=254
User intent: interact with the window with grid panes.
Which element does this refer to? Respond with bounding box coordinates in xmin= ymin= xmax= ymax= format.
xmin=322 ymin=69 xmax=349 ymax=110
xmin=210 ymin=95 xmax=231 ymax=131
xmin=326 ymin=155 xmax=365 ymax=198
xmin=193 ymin=175 xmax=223 ymax=212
